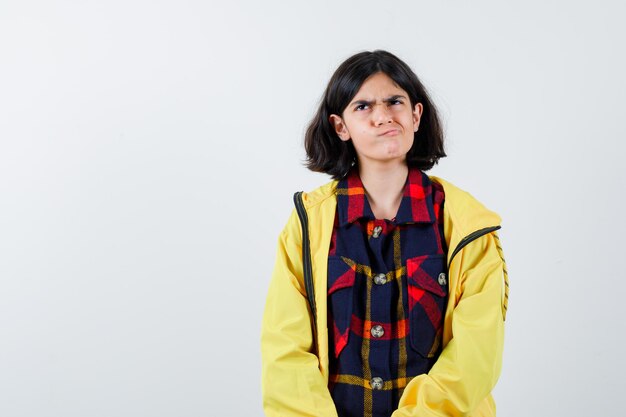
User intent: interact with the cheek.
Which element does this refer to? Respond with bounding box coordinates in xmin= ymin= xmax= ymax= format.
xmin=402 ymin=131 xmax=415 ymax=151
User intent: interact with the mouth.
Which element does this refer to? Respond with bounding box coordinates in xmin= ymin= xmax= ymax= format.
xmin=379 ymin=128 xmax=400 ymax=137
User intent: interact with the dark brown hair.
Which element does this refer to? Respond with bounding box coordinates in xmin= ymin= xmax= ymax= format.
xmin=304 ymin=50 xmax=446 ymax=180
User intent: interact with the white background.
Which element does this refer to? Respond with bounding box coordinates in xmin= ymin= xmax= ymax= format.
xmin=1 ymin=1 xmax=625 ymax=416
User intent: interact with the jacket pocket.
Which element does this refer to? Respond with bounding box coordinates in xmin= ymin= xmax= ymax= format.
xmin=406 ymin=254 xmax=448 ymax=358
xmin=327 ymin=256 xmax=355 ymax=358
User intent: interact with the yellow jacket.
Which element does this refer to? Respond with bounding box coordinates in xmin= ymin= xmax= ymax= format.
xmin=261 ymin=175 xmax=509 ymax=417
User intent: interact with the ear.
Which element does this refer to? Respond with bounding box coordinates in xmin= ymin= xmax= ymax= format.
xmin=329 ymin=114 xmax=350 ymax=141
xmin=412 ymin=102 xmax=424 ymax=132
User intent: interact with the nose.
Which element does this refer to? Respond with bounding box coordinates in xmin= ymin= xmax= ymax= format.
xmin=372 ymin=103 xmax=393 ymax=125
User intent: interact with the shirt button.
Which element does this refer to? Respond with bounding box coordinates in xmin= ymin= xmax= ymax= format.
xmin=438 ymin=272 xmax=447 ymax=285
xmin=370 ymin=324 xmax=384 ymax=338
xmin=372 ymin=226 xmax=382 ymax=238
xmin=374 ymin=273 xmax=387 ymax=285
xmin=370 ymin=377 xmax=384 ymax=390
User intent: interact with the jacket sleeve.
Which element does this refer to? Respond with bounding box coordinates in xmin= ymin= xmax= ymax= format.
xmin=392 ymin=231 xmax=508 ymax=417
xmin=260 ymin=209 xmax=339 ymax=417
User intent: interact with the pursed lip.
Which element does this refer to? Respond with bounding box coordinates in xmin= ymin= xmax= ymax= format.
xmin=379 ymin=128 xmax=400 ymax=136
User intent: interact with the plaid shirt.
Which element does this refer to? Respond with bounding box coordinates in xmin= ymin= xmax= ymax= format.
xmin=328 ymin=165 xmax=447 ymax=417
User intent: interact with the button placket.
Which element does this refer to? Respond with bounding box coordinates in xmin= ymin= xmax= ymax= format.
xmin=366 ymin=220 xmax=390 ymax=392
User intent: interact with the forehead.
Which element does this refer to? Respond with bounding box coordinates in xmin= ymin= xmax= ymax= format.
xmin=352 ymin=72 xmax=407 ymax=98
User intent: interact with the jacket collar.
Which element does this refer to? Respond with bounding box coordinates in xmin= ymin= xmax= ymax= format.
xmin=335 ymin=165 xmax=435 ymax=226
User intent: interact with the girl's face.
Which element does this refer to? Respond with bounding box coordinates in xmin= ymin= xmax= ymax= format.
xmin=330 ymin=72 xmax=423 ymax=169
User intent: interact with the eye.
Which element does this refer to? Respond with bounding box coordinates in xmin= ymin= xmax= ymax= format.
xmin=355 ymin=104 xmax=369 ymax=111
xmin=390 ymin=99 xmax=403 ymax=105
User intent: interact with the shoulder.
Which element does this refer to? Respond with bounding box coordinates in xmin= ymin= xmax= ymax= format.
xmin=428 ymin=175 xmax=468 ymax=198
xmin=428 ymin=175 xmax=493 ymax=209
xmin=299 ymin=179 xmax=339 ymax=209
xmin=281 ymin=178 xmax=338 ymax=236
xmin=428 ymin=175 xmax=502 ymax=234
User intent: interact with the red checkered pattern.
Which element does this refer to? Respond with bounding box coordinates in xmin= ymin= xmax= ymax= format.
xmin=328 ymin=165 xmax=447 ymax=417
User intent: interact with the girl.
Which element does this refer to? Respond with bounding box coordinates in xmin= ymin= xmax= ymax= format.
xmin=261 ymin=50 xmax=508 ymax=417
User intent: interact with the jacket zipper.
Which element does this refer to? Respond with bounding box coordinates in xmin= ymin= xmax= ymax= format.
xmin=293 ymin=192 xmax=317 ymax=334
xmin=447 ymin=226 xmax=502 ymax=269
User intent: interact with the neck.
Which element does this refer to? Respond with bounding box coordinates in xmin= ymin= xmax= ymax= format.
xmin=357 ymin=160 xmax=408 ymax=220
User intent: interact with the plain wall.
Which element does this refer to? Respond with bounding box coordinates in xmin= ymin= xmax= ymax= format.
xmin=1 ymin=1 xmax=625 ymax=416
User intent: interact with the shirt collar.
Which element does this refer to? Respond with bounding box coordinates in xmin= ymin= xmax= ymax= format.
xmin=335 ymin=165 xmax=436 ymax=226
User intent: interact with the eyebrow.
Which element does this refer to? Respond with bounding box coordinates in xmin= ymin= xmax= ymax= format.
xmin=349 ymin=94 xmax=407 ymax=107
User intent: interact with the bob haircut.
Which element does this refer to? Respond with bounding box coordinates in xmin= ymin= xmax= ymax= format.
xmin=305 ymin=50 xmax=446 ymax=180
